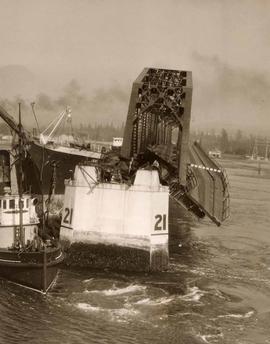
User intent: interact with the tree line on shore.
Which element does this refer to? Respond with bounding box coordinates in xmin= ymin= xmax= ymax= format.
xmin=76 ymin=122 xmax=125 ymax=142
xmin=0 ymin=121 xmax=125 ymax=142
xmin=74 ymin=126 xmax=261 ymax=157
xmin=191 ymin=129 xmax=264 ymax=157
xmin=0 ymin=120 xmax=266 ymax=158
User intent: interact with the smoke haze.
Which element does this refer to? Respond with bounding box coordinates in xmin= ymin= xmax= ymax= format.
xmin=191 ymin=53 xmax=270 ymax=133
xmin=0 ymin=0 xmax=269 ymax=134
xmin=0 ymin=75 xmax=130 ymax=129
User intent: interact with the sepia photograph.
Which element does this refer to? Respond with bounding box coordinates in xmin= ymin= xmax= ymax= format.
xmin=0 ymin=0 xmax=269 ymax=343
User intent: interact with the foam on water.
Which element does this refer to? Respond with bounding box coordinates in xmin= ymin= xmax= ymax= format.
xmin=218 ymin=310 xmax=254 ymax=319
xmin=190 ymin=269 xmax=206 ymax=276
xmin=179 ymin=286 xmax=206 ymax=302
xmin=83 ymin=278 xmax=94 ymax=283
xmin=198 ymin=333 xmax=224 ymax=343
xmin=85 ymin=284 xmax=146 ymax=296
xmin=76 ymin=301 xmax=141 ymax=323
xmin=134 ymin=296 xmax=173 ymax=306
xmin=110 ymin=307 xmax=140 ymax=318
xmin=76 ymin=303 xmax=101 ymax=312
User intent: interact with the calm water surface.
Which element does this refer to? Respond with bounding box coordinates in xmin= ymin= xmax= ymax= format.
xmin=1 ymin=159 xmax=270 ymax=344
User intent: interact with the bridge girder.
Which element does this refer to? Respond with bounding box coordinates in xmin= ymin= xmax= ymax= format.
xmin=121 ymin=67 xmax=192 ymax=186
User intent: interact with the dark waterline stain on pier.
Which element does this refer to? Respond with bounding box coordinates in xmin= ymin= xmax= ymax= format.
xmin=1 ymin=158 xmax=270 ymax=344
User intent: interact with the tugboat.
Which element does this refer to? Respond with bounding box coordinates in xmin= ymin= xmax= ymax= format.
xmin=0 ymin=193 xmax=64 ymax=293
xmin=0 ymin=104 xmax=64 ymax=293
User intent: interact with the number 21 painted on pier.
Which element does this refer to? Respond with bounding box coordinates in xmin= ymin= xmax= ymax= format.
xmin=154 ymin=214 xmax=167 ymax=231
xmin=63 ymin=207 xmax=73 ymax=225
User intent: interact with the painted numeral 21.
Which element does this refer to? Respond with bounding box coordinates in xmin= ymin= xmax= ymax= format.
xmin=63 ymin=207 xmax=73 ymax=225
xmin=154 ymin=214 xmax=167 ymax=231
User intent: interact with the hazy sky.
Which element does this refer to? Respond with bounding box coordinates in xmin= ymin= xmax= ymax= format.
xmin=0 ymin=0 xmax=270 ymax=132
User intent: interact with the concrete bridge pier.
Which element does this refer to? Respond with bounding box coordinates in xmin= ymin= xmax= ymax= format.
xmin=60 ymin=167 xmax=169 ymax=272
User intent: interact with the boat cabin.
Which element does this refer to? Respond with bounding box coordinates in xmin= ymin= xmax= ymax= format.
xmin=0 ymin=194 xmax=39 ymax=249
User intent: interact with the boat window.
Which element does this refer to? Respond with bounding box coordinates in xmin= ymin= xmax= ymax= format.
xmin=26 ymin=199 xmax=29 ymax=208
xmin=9 ymin=199 xmax=15 ymax=209
xmin=20 ymin=200 xmax=24 ymax=208
xmin=3 ymin=200 xmax=6 ymax=209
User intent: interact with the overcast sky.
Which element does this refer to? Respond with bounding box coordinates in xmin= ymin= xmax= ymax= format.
xmin=0 ymin=0 xmax=270 ymax=132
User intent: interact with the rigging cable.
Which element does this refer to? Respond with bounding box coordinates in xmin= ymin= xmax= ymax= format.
xmin=31 ymin=102 xmax=41 ymax=136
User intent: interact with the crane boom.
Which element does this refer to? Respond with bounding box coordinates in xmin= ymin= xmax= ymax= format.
xmin=0 ymin=104 xmax=29 ymax=141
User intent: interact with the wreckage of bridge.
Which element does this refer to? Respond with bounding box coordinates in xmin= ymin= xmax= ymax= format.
xmin=120 ymin=67 xmax=230 ymax=226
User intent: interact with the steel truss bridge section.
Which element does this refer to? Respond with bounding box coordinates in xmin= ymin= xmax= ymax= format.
xmin=121 ymin=68 xmax=230 ymax=226
xmin=121 ymin=67 xmax=192 ymax=187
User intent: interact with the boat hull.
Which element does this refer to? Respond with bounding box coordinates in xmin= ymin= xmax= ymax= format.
xmin=23 ymin=141 xmax=101 ymax=195
xmin=0 ymin=245 xmax=64 ymax=293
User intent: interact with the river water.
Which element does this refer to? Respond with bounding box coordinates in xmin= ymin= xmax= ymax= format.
xmin=1 ymin=158 xmax=270 ymax=344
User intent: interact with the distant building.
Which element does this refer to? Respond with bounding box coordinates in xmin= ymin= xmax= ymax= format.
xmin=112 ymin=137 xmax=123 ymax=147
xmin=209 ymin=149 xmax=221 ymax=159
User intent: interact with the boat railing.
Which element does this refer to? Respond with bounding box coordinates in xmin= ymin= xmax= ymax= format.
xmin=87 ymin=142 xmax=112 ymax=153
xmin=0 ymin=139 xmax=12 ymax=149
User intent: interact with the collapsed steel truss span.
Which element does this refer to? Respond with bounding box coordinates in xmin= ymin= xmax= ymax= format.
xmin=121 ymin=67 xmax=229 ymax=225
xmin=121 ymin=67 xmax=192 ymax=186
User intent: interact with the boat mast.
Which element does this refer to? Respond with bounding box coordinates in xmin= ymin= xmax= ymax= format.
xmin=39 ymin=116 xmax=48 ymax=293
xmin=18 ymin=103 xmax=24 ymax=248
